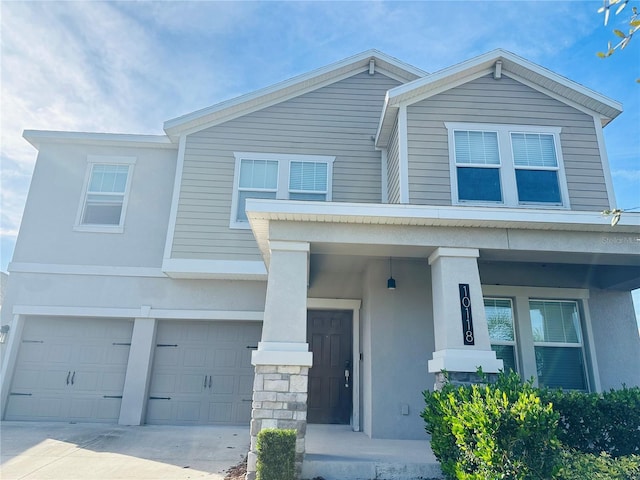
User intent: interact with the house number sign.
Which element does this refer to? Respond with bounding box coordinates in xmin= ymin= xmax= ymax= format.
xmin=459 ymin=283 xmax=475 ymax=345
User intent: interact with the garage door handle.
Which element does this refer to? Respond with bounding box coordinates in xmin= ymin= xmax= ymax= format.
xmin=66 ymin=371 xmax=70 ymax=385
xmin=204 ymin=375 xmax=208 ymax=388
xmin=71 ymin=371 xmax=75 ymax=385
xmin=208 ymin=376 xmax=212 ymax=389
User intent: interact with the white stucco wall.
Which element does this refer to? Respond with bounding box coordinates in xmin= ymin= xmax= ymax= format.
xmin=12 ymin=142 xmax=176 ymax=268
xmin=588 ymin=288 xmax=640 ymax=389
xmin=361 ymin=259 xmax=434 ymax=440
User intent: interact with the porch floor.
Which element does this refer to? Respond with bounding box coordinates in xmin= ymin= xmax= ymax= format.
xmin=302 ymin=424 xmax=443 ymax=480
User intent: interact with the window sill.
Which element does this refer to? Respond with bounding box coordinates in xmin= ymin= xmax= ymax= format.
xmin=73 ymin=224 xmax=124 ymax=234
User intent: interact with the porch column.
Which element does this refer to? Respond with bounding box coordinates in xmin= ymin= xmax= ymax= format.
xmin=247 ymin=241 xmax=312 ymax=480
xmin=119 ymin=317 xmax=157 ymax=425
xmin=427 ymin=247 xmax=502 ymax=389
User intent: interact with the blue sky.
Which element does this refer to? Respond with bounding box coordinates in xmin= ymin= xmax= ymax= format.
xmin=0 ymin=1 xmax=638 ymax=319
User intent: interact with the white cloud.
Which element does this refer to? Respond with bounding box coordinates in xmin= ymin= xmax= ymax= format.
xmin=612 ymin=169 xmax=640 ymax=181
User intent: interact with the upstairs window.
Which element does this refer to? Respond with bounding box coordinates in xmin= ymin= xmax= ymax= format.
xmin=454 ymin=130 xmax=502 ymax=202
xmin=231 ymin=152 xmax=334 ymax=228
xmin=75 ymin=156 xmax=135 ymax=233
xmin=511 ymin=133 xmax=561 ymax=204
xmin=446 ymin=123 xmax=568 ymax=208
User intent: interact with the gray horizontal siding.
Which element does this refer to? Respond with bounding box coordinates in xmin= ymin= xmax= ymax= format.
xmin=172 ymin=71 xmax=401 ymax=260
xmin=407 ymin=74 xmax=609 ymax=210
xmin=387 ymin=117 xmax=400 ymax=204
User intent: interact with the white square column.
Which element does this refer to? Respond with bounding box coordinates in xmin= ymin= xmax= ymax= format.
xmin=427 ymin=247 xmax=503 ymax=375
xmin=119 ymin=317 xmax=157 ymax=425
xmin=248 ymin=240 xmax=312 ymax=480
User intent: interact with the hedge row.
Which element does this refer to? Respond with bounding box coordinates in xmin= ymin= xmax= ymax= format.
xmin=421 ymin=371 xmax=640 ymax=480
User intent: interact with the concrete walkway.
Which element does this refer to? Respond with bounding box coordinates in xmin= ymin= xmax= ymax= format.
xmin=0 ymin=422 xmax=248 ymax=479
xmin=303 ymin=424 xmax=443 ymax=480
xmin=1 ymin=422 xmax=443 ymax=480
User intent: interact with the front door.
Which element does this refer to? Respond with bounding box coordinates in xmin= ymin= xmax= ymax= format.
xmin=307 ymin=310 xmax=353 ymax=424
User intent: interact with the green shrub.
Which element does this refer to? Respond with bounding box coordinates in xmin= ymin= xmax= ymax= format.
xmin=422 ymin=371 xmax=561 ymax=479
xmin=557 ymin=451 xmax=640 ymax=480
xmin=256 ymin=428 xmax=296 ymax=480
xmin=541 ymin=386 xmax=640 ymax=457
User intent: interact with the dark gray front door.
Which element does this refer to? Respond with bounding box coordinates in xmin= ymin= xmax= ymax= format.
xmin=307 ymin=310 xmax=353 ymax=424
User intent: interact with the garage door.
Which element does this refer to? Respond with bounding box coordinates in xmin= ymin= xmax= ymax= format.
xmin=146 ymin=321 xmax=261 ymax=425
xmin=5 ymin=316 xmax=133 ymax=422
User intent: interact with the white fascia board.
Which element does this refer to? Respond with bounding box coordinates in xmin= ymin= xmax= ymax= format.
xmin=12 ymin=304 xmax=264 ymax=321
xmin=383 ymin=49 xmax=622 ymax=121
xmin=162 ymin=258 xmax=267 ymax=280
xmin=8 ymin=262 xmax=166 ymax=278
xmin=23 ymin=130 xmax=176 ymax=150
xmin=164 ymin=50 xmax=427 ymax=138
xmin=245 ymin=199 xmax=640 ymax=233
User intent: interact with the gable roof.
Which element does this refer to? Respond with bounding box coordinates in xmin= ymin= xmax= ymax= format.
xmin=375 ymin=49 xmax=623 ymax=148
xmin=163 ymin=49 xmax=427 ymax=140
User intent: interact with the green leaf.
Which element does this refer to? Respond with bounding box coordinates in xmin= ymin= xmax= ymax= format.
xmin=614 ymin=29 xmax=626 ymax=38
xmin=630 ymin=20 xmax=640 ymax=27
xmin=596 ymin=51 xmax=607 ymax=58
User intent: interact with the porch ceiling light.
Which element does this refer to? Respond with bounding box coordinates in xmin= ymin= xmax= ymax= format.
xmin=387 ymin=257 xmax=396 ymax=290
xmin=0 ymin=325 xmax=9 ymax=344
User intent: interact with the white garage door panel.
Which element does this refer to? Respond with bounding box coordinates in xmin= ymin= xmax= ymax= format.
xmin=5 ymin=317 xmax=133 ymax=422
xmin=147 ymin=321 xmax=262 ymax=425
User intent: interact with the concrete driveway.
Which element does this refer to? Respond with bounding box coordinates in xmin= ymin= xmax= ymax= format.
xmin=0 ymin=421 xmax=249 ymax=479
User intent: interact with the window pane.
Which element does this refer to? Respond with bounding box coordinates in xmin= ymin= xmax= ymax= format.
xmin=535 ymin=346 xmax=587 ymax=390
xmin=239 ymin=160 xmax=278 ymax=189
xmin=290 ymin=162 xmax=327 ymax=192
xmin=457 ymin=167 xmax=502 ymax=202
xmin=82 ymin=201 xmax=123 ymax=225
xmin=237 ymin=190 xmax=277 ymax=221
xmin=512 ymin=133 xmax=557 ymax=167
xmin=516 ymin=170 xmax=561 ymax=203
xmin=529 ymin=300 xmax=581 ymax=344
xmin=485 ymin=299 xmax=514 ymax=341
xmin=492 ymin=345 xmax=517 ymax=373
xmin=454 ymin=131 xmax=499 ymax=165
xmin=289 ymin=192 xmax=326 ymax=201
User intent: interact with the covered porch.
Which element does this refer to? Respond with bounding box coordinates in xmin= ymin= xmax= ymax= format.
xmin=243 ymin=199 xmax=640 ymax=479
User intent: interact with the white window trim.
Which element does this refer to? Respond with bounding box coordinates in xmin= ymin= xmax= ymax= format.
xmin=74 ymin=155 xmax=136 ymax=233
xmin=230 ymin=152 xmax=335 ymax=229
xmin=481 ymin=285 xmax=600 ymax=392
xmin=445 ymin=123 xmax=570 ymax=209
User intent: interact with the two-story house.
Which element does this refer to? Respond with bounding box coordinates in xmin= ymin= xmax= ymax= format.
xmin=1 ymin=50 xmax=639 ymax=477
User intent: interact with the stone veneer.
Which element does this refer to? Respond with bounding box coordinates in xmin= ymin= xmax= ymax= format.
xmin=434 ymin=371 xmax=499 ymax=390
xmin=246 ymin=365 xmax=309 ymax=480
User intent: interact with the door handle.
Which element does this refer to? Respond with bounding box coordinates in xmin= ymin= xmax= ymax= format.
xmin=204 ymin=375 xmax=207 ymax=388
xmin=344 ymin=360 xmax=351 ymax=388
xmin=208 ymin=375 xmax=212 ymax=389
xmin=66 ymin=371 xmax=70 ymax=385
xmin=71 ymin=371 xmax=76 ymax=385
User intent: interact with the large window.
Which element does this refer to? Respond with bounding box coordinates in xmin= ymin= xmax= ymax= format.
xmin=75 ymin=156 xmax=135 ymax=232
xmin=484 ymin=298 xmax=517 ymax=372
xmin=482 ymin=288 xmax=592 ymax=391
xmin=530 ymin=300 xmax=588 ymax=390
xmin=446 ymin=123 xmax=568 ymax=207
xmin=231 ymin=152 xmax=334 ymax=227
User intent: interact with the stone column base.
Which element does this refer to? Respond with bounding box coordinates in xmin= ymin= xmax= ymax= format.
xmin=246 ymin=364 xmax=309 ymax=480
xmin=434 ymin=371 xmax=499 ymax=390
